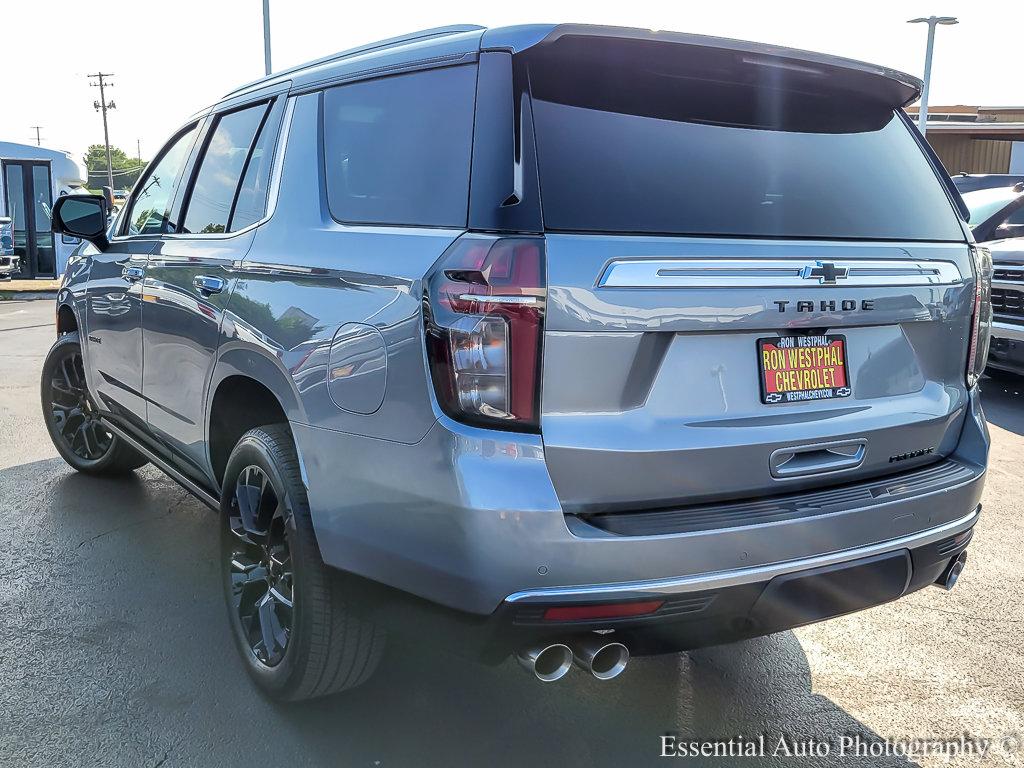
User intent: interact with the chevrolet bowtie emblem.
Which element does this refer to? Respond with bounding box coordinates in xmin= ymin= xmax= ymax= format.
xmin=801 ymin=261 xmax=849 ymax=284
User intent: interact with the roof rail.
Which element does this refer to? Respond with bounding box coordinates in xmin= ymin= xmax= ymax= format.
xmin=222 ymin=24 xmax=485 ymax=99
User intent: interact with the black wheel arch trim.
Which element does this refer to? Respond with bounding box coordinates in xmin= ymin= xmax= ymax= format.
xmin=205 ymin=345 xmax=310 ymax=489
xmin=206 ymin=345 xmax=307 ymax=428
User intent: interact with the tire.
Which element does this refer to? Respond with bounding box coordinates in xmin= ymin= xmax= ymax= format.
xmin=40 ymin=333 xmax=148 ymax=475
xmin=220 ymin=424 xmax=385 ymax=701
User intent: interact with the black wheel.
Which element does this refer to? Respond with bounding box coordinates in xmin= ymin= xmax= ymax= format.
xmin=221 ymin=424 xmax=385 ymax=700
xmin=40 ymin=333 xmax=148 ymax=475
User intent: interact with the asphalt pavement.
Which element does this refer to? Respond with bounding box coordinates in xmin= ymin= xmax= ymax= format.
xmin=1 ymin=299 xmax=1022 ymax=768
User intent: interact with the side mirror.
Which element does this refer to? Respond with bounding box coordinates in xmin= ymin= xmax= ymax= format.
xmin=51 ymin=194 xmax=110 ymax=250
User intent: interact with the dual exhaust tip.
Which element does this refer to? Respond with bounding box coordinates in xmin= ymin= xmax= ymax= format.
xmin=517 ymin=636 xmax=629 ymax=682
xmin=935 ymin=550 xmax=968 ymax=591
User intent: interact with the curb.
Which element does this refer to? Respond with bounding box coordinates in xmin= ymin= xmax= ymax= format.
xmin=0 ymin=291 xmax=57 ymax=302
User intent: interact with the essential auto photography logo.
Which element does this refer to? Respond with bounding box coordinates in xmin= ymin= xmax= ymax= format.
xmin=658 ymin=731 xmax=1021 ymax=761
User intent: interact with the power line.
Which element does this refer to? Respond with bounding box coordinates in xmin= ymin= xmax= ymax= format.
xmin=88 ymin=72 xmax=116 ymax=190
xmin=87 ymin=166 xmax=145 ymax=177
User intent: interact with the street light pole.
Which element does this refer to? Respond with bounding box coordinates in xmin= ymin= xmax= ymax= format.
xmin=908 ymin=16 xmax=958 ymax=136
xmin=88 ymin=72 xmax=117 ymax=191
xmin=263 ymin=0 xmax=272 ymax=76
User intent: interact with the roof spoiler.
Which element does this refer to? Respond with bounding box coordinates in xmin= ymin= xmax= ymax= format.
xmin=483 ymin=24 xmax=922 ymax=108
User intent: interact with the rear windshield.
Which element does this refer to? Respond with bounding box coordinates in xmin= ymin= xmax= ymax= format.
xmin=527 ymin=37 xmax=964 ymax=241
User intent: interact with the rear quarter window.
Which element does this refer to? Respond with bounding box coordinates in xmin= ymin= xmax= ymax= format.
xmin=323 ymin=65 xmax=477 ymax=228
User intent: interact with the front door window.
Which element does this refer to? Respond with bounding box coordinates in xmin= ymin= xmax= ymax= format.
xmin=123 ymin=124 xmax=199 ymax=236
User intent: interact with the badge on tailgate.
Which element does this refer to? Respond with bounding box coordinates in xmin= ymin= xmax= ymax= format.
xmin=758 ymin=334 xmax=851 ymax=405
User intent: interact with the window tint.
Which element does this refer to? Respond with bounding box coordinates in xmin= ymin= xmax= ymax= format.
xmin=323 ymin=65 xmax=476 ymax=227
xmin=229 ymin=100 xmax=284 ymax=231
xmin=526 ymin=38 xmax=964 ymax=241
xmin=181 ymin=103 xmax=269 ymax=234
xmin=125 ymin=125 xmax=199 ymax=236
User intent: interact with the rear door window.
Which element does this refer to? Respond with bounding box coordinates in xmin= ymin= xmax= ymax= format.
xmin=527 ymin=36 xmax=964 ymax=241
xmin=322 ymin=65 xmax=476 ymax=227
xmin=180 ymin=102 xmax=270 ymax=234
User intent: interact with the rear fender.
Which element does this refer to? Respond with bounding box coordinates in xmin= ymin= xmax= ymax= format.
xmin=206 ymin=342 xmax=309 ymax=487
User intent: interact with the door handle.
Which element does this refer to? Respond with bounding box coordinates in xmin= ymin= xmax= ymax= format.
xmin=122 ymin=266 xmax=145 ymax=282
xmin=769 ymin=439 xmax=867 ymax=479
xmin=193 ymin=275 xmax=225 ymax=295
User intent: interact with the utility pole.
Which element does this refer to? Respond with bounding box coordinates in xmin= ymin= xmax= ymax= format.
xmin=907 ymin=17 xmax=958 ymax=136
xmin=88 ymin=72 xmax=117 ymax=190
xmin=137 ymin=139 xmax=142 ymax=167
xmin=262 ymin=0 xmax=272 ymax=75
xmin=30 ymin=126 xmax=43 ymax=146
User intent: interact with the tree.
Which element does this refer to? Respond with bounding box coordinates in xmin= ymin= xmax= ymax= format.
xmin=83 ymin=144 xmax=148 ymax=191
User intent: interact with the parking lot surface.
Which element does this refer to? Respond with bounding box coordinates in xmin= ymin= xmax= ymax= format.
xmin=1 ymin=299 xmax=1022 ymax=768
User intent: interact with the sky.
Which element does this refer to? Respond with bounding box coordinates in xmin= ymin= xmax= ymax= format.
xmin=2 ymin=0 xmax=1022 ymax=166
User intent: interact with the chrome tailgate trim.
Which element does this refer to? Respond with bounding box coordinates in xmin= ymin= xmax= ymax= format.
xmin=597 ymin=258 xmax=964 ymax=288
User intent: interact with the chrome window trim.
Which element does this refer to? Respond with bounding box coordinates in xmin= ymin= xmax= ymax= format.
xmin=262 ymin=95 xmax=295 ymax=226
xmin=596 ymin=258 xmax=964 ymax=289
xmin=504 ymin=505 xmax=980 ymax=603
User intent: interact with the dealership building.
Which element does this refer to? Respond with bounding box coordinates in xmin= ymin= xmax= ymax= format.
xmin=906 ymin=105 xmax=1024 ymax=175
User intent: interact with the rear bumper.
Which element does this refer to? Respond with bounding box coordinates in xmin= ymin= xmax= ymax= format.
xmin=503 ymin=506 xmax=977 ymax=606
xmin=485 ymin=512 xmax=976 ymax=657
xmin=340 ymin=510 xmax=976 ymax=662
xmin=295 ymin=387 xmax=989 ymax=620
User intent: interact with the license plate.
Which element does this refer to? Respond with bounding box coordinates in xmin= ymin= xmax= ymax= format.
xmin=757 ymin=334 xmax=851 ymax=405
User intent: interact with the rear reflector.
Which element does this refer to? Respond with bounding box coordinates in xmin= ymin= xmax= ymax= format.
xmin=542 ymin=600 xmax=665 ymax=621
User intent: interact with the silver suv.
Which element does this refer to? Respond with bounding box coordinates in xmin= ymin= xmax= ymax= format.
xmin=42 ymin=24 xmax=991 ymax=699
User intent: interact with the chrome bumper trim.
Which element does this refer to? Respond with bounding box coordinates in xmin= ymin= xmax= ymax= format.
xmin=504 ymin=506 xmax=980 ymax=603
xmin=991 ymin=321 xmax=1024 ymax=342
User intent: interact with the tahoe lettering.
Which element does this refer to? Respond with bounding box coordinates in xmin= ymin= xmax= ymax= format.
xmin=774 ymin=299 xmax=876 ymax=312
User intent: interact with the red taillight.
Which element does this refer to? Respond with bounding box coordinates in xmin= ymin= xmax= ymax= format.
xmin=966 ymin=245 xmax=992 ymax=389
xmin=542 ymin=600 xmax=665 ymax=622
xmin=424 ymin=235 xmax=545 ymax=431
